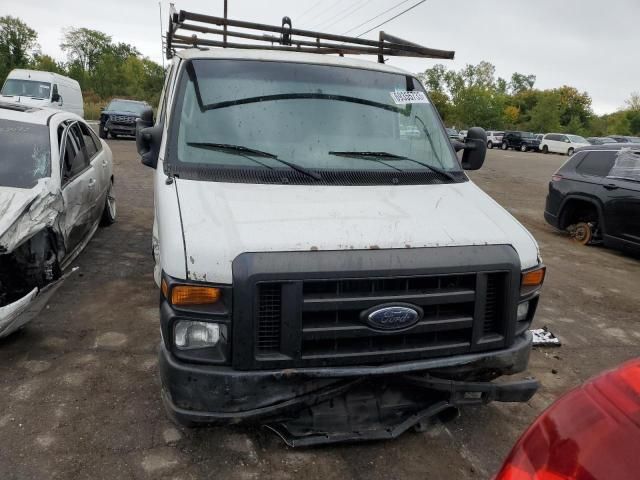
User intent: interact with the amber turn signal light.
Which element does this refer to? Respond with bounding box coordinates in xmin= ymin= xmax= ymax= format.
xmin=170 ymin=285 xmax=221 ymax=306
xmin=161 ymin=279 xmax=169 ymax=299
xmin=522 ymin=267 xmax=546 ymax=287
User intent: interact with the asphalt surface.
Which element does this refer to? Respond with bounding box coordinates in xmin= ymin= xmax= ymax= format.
xmin=1 ymin=142 xmax=638 ymax=480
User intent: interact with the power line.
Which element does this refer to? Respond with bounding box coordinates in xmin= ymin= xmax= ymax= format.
xmin=357 ymin=0 xmax=427 ymax=38
xmin=305 ymin=0 xmax=343 ymax=28
xmin=314 ymin=0 xmax=369 ymax=32
xmin=296 ymin=0 xmax=324 ymax=22
xmin=341 ymin=0 xmax=413 ymax=35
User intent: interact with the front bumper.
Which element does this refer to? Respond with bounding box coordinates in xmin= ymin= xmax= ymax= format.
xmin=104 ymin=120 xmax=136 ymax=136
xmin=160 ymin=331 xmax=537 ymax=444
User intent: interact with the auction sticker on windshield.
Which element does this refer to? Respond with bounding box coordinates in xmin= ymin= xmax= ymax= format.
xmin=390 ymin=91 xmax=430 ymax=105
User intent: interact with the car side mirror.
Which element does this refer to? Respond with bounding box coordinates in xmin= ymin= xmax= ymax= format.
xmin=136 ymin=107 xmax=162 ymax=169
xmin=460 ymin=127 xmax=487 ymax=170
xmin=51 ymin=93 xmax=61 ymax=102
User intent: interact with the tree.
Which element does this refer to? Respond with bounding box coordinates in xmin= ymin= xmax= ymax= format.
xmin=509 ymin=72 xmax=536 ymax=94
xmin=60 ymin=27 xmax=111 ymax=71
xmin=0 ymin=16 xmax=37 ymax=81
xmin=527 ymin=92 xmax=561 ymax=133
xmin=625 ymin=92 xmax=640 ymax=112
xmin=30 ymin=54 xmax=65 ymax=74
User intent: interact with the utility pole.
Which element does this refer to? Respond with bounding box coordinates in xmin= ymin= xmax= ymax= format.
xmin=223 ymin=0 xmax=228 ymax=45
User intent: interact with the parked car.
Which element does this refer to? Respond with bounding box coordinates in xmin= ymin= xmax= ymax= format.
xmin=587 ymin=136 xmax=617 ymax=145
xmin=540 ymin=133 xmax=590 ymax=155
xmin=502 ymin=131 xmax=541 ymax=152
xmin=535 ymin=133 xmax=543 ymax=142
xmin=137 ymin=11 xmax=544 ymax=445
xmin=608 ymin=135 xmax=640 ymax=143
xmin=458 ymin=129 xmax=468 ymax=141
xmin=99 ymin=98 xmax=150 ymax=139
xmin=486 ymin=130 xmax=504 ymax=149
xmin=495 ymin=358 xmax=640 ymax=480
xmin=544 ymin=144 xmax=640 ymax=253
xmin=1 ymin=69 xmax=84 ymax=117
xmin=445 ymin=127 xmax=459 ymax=140
xmin=0 ymin=101 xmax=116 ymax=338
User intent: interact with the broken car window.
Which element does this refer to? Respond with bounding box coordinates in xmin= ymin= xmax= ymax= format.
xmin=608 ymin=149 xmax=640 ymax=182
xmin=0 ymin=119 xmax=51 ymax=189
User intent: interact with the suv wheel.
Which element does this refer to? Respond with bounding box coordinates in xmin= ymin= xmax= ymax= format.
xmin=487 ymin=141 xmax=493 ymax=149
xmin=520 ymin=145 xmax=528 ymax=152
xmin=542 ymin=145 xmax=549 ymax=154
xmin=567 ymin=147 xmax=574 ymax=156
xmin=98 ymin=125 xmax=107 ymax=139
xmin=501 ymin=142 xmax=508 ymax=150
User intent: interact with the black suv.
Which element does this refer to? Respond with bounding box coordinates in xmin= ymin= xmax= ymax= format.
xmin=502 ymin=131 xmax=541 ymax=152
xmin=544 ymin=144 xmax=640 ymax=253
xmin=99 ymin=99 xmax=150 ymax=139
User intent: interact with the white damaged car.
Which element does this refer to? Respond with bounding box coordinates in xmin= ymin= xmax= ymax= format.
xmin=0 ymin=102 xmax=116 ymax=338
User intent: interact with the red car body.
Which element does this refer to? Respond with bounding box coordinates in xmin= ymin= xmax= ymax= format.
xmin=495 ymin=358 xmax=640 ymax=480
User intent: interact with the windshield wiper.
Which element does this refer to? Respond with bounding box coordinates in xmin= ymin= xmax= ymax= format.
xmin=328 ymin=151 xmax=457 ymax=182
xmin=186 ymin=142 xmax=321 ymax=181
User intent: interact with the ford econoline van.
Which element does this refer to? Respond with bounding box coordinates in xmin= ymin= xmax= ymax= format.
xmin=1 ymin=69 xmax=84 ymax=117
xmin=136 ymin=9 xmax=545 ymax=446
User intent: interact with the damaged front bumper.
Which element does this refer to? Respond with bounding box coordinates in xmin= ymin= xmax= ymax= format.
xmin=160 ymin=332 xmax=538 ymax=445
xmin=0 ymin=269 xmax=74 ymax=339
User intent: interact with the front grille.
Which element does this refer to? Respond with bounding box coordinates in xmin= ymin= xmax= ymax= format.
xmin=111 ymin=115 xmax=135 ymax=124
xmin=253 ymin=272 xmax=510 ymax=367
xmin=256 ymin=283 xmax=282 ymax=353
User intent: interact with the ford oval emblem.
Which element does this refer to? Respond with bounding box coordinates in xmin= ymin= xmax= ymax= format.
xmin=364 ymin=304 xmax=422 ymax=331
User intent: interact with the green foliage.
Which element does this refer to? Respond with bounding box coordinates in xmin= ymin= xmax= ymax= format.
xmin=419 ymin=62 xmax=599 ymax=135
xmin=0 ymin=16 xmax=38 ymax=82
xmin=0 ymin=18 xmax=165 ymax=113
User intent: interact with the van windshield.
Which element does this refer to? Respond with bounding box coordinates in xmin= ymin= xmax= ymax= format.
xmin=1 ymin=79 xmax=51 ymax=100
xmin=169 ymin=59 xmax=461 ymax=183
xmin=0 ymin=119 xmax=51 ymax=188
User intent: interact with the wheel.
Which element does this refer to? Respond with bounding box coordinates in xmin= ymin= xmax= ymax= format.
xmin=100 ymin=180 xmax=116 ymax=226
xmin=487 ymin=141 xmax=493 ymax=149
xmin=542 ymin=145 xmax=549 ymax=154
xmin=110 ymin=132 xmax=118 ymax=139
xmin=520 ymin=145 xmax=528 ymax=152
xmin=567 ymin=147 xmax=574 ymax=156
xmin=501 ymin=142 xmax=508 ymax=150
xmin=98 ymin=125 xmax=107 ymax=139
xmin=571 ymin=222 xmax=592 ymax=245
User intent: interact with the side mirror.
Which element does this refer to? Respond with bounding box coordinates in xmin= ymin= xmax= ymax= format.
xmin=51 ymin=93 xmax=61 ymax=102
xmin=136 ymin=107 xmax=162 ymax=169
xmin=460 ymin=127 xmax=487 ymax=170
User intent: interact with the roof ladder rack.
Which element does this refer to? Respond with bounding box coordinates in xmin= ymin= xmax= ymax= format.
xmin=165 ymin=6 xmax=455 ymax=63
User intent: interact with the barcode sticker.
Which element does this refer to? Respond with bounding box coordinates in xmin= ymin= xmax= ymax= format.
xmin=390 ymin=91 xmax=430 ymax=105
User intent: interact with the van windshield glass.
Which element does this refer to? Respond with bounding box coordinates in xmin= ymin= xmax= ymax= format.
xmin=1 ymin=79 xmax=51 ymax=99
xmin=170 ymin=60 xmax=459 ymax=180
xmin=0 ymin=119 xmax=51 ymax=188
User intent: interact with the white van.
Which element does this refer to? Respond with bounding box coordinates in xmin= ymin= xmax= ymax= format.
xmin=135 ymin=9 xmax=545 ymax=445
xmin=1 ymin=69 xmax=84 ymax=117
xmin=540 ymin=133 xmax=590 ymax=156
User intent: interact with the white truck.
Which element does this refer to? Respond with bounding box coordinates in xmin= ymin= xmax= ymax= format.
xmin=1 ymin=69 xmax=84 ymax=117
xmin=136 ymin=9 xmax=545 ymax=446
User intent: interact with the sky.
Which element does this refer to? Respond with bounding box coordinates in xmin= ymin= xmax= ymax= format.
xmin=8 ymin=0 xmax=639 ymax=115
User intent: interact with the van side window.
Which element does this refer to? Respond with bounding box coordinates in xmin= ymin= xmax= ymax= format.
xmin=576 ymin=152 xmax=616 ymax=177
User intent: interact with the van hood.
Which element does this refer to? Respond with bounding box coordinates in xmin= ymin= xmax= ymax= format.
xmin=174 ymin=180 xmax=539 ymax=284
xmin=0 ymin=95 xmax=49 ymax=107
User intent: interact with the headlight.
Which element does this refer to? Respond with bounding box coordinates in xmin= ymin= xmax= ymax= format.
xmin=174 ymin=320 xmax=223 ymax=350
xmin=517 ymin=302 xmax=530 ymax=322
xmin=521 ymin=266 xmax=546 ymax=296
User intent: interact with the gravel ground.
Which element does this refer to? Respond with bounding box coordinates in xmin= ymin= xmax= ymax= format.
xmin=0 ymin=141 xmax=638 ymax=480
